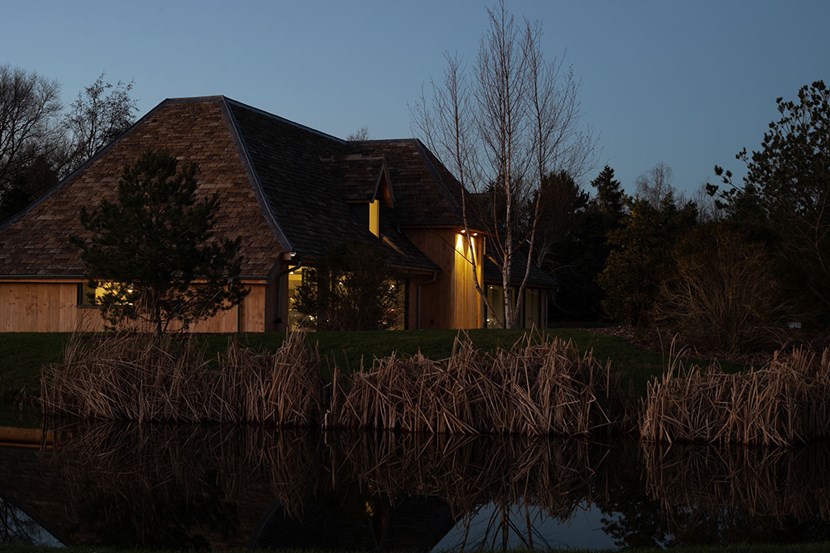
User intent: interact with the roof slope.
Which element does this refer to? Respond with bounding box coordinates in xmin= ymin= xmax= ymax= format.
xmin=0 ymin=98 xmax=281 ymax=278
xmin=0 ymin=97 xmax=486 ymax=279
xmin=348 ymin=139 xmax=482 ymax=230
xmin=327 ymin=155 xmax=388 ymax=203
xmin=225 ymin=100 xmax=438 ymax=272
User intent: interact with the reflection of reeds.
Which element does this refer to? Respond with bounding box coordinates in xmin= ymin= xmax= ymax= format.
xmin=640 ymin=348 xmax=830 ymax=446
xmin=41 ymin=332 xmax=322 ymax=426
xmin=52 ymin=423 xmax=326 ymax=522
xmin=326 ymin=431 xmax=600 ymax=518
xmin=328 ymin=333 xmax=620 ymax=436
xmin=643 ymin=441 xmax=830 ymax=525
xmin=48 ymin=423 xmax=609 ymax=532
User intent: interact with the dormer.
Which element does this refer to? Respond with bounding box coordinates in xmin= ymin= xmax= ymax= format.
xmin=328 ymin=155 xmax=395 ymax=238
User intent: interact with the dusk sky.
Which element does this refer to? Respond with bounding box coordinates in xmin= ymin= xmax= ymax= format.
xmin=3 ymin=0 xmax=828 ymax=196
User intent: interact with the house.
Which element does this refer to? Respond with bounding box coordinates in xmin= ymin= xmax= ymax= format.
xmin=0 ymin=96 xmax=553 ymax=332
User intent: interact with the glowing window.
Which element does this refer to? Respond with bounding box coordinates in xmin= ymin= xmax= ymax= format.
xmin=76 ymin=281 xmax=133 ymax=306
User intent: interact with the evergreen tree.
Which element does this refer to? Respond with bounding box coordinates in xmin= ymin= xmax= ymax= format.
xmin=709 ymin=81 xmax=830 ymax=320
xmin=598 ymin=192 xmax=697 ymax=327
xmin=72 ymin=150 xmax=247 ymax=335
xmin=551 ymin=165 xmax=627 ymax=320
xmin=591 ymin=165 xmax=626 ymax=219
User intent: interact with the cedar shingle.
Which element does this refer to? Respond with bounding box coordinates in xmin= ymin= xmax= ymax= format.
xmin=0 ymin=96 xmax=535 ymax=282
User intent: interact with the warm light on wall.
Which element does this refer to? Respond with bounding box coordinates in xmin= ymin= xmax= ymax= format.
xmin=369 ymin=199 xmax=380 ymax=237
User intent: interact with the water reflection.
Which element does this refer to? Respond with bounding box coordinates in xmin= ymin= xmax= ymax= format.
xmin=0 ymin=424 xmax=829 ymax=550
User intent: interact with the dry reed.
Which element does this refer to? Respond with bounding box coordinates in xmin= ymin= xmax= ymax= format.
xmin=43 ymin=330 xmax=622 ymax=436
xmin=640 ymin=347 xmax=830 ymax=446
xmin=41 ymin=332 xmax=322 ymax=425
xmin=326 ymin=332 xmax=621 ymax=436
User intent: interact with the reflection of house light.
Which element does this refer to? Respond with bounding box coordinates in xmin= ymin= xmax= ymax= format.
xmin=472 ymin=232 xmax=478 ymax=237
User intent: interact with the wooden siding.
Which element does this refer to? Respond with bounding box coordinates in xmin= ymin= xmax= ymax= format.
xmin=407 ymin=229 xmax=482 ymax=329
xmin=0 ymin=282 xmax=92 ymax=332
xmin=452 ymin=233 xmax=483 ymax=329
xmin=0 ymin=281 xmax=268 ymax=333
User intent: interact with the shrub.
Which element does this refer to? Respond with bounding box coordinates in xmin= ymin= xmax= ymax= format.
xmin=652 ymin=226 xmax=791 ymax=353
xmin=293 ymin=241 xmax=403 ymax=331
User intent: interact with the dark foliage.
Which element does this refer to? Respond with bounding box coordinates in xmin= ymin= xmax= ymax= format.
xmin=293 ymin=242 xmax=403 ymax=331
xmin=652 ymin=225 xmax=791 ymax=354
xmin=598 ymin=192 xmax=698 ymax=327
xmin=72 ymin=149 xmax=247 ymax=335
xmin=709 ymin=80 xmax=830 ymax=321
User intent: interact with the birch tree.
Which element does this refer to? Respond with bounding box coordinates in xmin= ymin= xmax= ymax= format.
xmin=413 ymin=1 xmax=592 ymax=328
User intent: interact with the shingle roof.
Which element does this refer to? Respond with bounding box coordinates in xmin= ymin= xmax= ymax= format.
xmin=0 ymin=97 xmax=452 ymax=278
xmin=347 ymin=140 xmax=483 ymax=231
xmin=0 ymin=98 xmax=282 ymax=278
xmin=224 ymin=99 xmax=437 ymax=273
xmin=326 ymin=155 xmax=389 ymax=203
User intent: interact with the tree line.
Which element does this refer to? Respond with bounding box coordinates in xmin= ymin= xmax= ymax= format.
xmin=536 ymin=81 xmax=829 ymax=353
xmin=0 ymin=65 xmax=137 ymax=221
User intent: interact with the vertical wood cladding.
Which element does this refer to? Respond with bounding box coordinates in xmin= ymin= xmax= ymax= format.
xmin=406 ymin=229 xmax=482 ymax=329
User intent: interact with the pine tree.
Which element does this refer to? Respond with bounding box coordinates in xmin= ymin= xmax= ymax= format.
xmin=72 ymin=150 xmax=247 ymax=335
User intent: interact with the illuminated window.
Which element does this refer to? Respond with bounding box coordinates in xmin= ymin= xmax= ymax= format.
xmin=76 ymin=281 xmax=133 ymax=306
xmin=369 ymin=199 xmax=380 ymax=237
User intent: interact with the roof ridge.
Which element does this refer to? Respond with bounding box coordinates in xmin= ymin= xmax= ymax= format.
xmin=218 ymin=97 xmax=294 ymax=252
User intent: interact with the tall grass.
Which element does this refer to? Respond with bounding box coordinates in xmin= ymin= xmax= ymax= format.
xmin=327 ymin=333 xmax=624 ymax=436
xmin=41 ymin=331 xmax=624 ymax=436
xmin=41 ymin=332 xmax=322 ymax=425
xmin=640 ymin=348 xmax=830 ymax=446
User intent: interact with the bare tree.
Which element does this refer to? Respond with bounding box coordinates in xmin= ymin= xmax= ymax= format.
xmin=635 ymin=162 xmax=674 ymax=207
xmin=0 ymin=65 xmax=62 ymax=204
xmin=63 ymin=73 xmax=137 ymax=172
xmin=346 ymin=125 xmax=370 ymax=141
xmin=413 ymin=1 xmax=593 ymax=328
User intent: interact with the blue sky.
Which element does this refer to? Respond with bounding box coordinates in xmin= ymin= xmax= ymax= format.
xmin=3 ymin=0 xmax=828 ymax=196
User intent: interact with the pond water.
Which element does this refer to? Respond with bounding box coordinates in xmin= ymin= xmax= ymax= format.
xmin=2 ymin=424 xmax=830 ymax=551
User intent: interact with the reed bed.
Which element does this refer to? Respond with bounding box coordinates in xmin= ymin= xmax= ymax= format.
xmin=327 ymin=332 xmax=621 ymax=436
xmin=640 ymin=348 xmax=830 ymax=446
xmin=42 ymin=330 xmax=622 ymax=436
xmin=41 ymin=332 xmax=322 ymax=425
